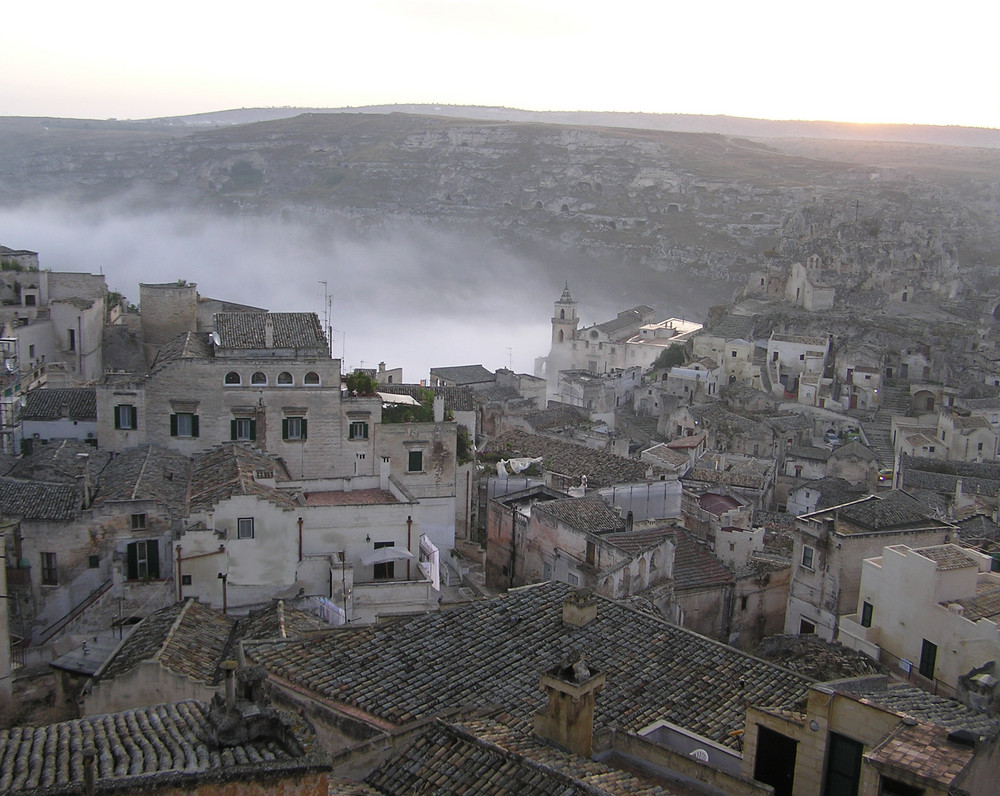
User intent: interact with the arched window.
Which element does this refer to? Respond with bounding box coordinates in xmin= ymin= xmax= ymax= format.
xmin=558 ymin=330 xmax=564 ymax=343
xmin=304 ymin=371 xmax=320 ymax=385
xmin=277 ymin=371 xmax=293 ymax=385
xmin=224 ymin=371 xmax=241 ymax=386
xmin=251 ymin=371 xmax=267 ymax=385
xmin=560 ymin=309 xmax=565 ymax=319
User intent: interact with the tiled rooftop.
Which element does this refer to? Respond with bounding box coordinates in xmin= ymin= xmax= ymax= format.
xmin=9 ymin=439 xmax=111 ymax=484
xmin=188 ymin=444 xmax=294 ymax=513
xmin=535 ymin=496 xmax=626 ymax=535
xmin=843 ymin=679 xmax=999 ymax=736
xmin=151 ymin=330 xmax=213 ymax=372
xmin=947 ymin=585 xmax=1000 ymax=622
xmin=215 ymin=312 xmax=326 ymax=350
xmin=245 ymin=582 xmax=811 ymax=749
xmin=668 ymin=528 xmax=735 ymax=591
xmin=828 ymin=440 xmax=879 ymax=462
xmin=913 ymin=544 xmax=980 ymax=571
xmin=20 ymin=387 xmax=96 ymax=421
xmin=377 ymin=383 xmax=476 ymax=412
xmin=0 ymin=700 xmax=323 ymax=796
xmin=364 ymin=719 xmax=675 ymax=795
xmin=0 ymin=477 xmax=80 ymax=521
xmin=429 ymin=364 xmax=495 ymax=385
xmin=302 ymin=489 xmax=399 ymax=507
xmin=95 ymin=600 xmax=234 ymax=685
xmin=866 ymin=722 xmax=974 ymax=788
xmin=90 ymin=444 xmax=191 ymax=513
xmin=805 ymin=490 xmax=950 ymax=534
xmin=602 ymin=526 xmax=676 ymax=557
xmin=488 ymin=430 xmax=656 ymax=488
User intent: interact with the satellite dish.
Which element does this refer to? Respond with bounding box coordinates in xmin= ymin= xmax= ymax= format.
xmin=210 ymin=331 xmax=221 ymax=347
xmin=689 ymin=748 xmax=710 ymax=762
xmin=3 ymin=359 xmax=14 ymax=373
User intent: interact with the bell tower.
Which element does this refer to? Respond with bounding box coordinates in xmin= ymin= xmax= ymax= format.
xmin=552 ymin=282 xmax=578 ymax=347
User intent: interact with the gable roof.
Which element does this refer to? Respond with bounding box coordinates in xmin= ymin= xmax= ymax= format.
xmin=534 ymin=496 xmax=627 ymax=535
xmin=802 ymin=490 xmax=951 ymax=534
xmin=430 ymin=364 xmax=496 ymax=385
xmin=188 ymin=444 xmax=294 ymax=513
xmin=214 ymin=312 xmax=326 ymax=350
xmin=668 ymin=527 xmax=736 ymax=591
xmin=245 ymin=581 xmax=811 ymax=750
xmin=95 ymin=600 xmax=234 ymax=685
xmin=488 ymin=430 xmax=655 ymax=488
xmin=8 ymin=439 xmax=111 ymax=484
xmin=151 ymin=330 xmax=213 ymax=372
xmin=363 ymin=719 xmax=672 ymax=795
xmin=0 ymin=700 xmax=328 ymax=796
xmin=91 ymin=444 xmax=191 ymax=512
xmin=0 ymin=477 xmax=80 ymax=521
xmin=20 ymin=387 xmax=96 ymax=421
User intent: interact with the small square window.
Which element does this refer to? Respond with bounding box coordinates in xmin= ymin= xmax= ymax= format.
xmin=130 ymin=513 xmax=147 ymax=530
xmin=88 ymin=555 xmax=100 ymax=569
xmin=181 ymin=574 xmax=192 ymax=586
xmin=171 ymin=412 xmax=199 ymax=438
xmin=283 ymin=416 xmax=307 ymax=441
xmin=237 ymin=517 xmax=255 ymax=539
xmin=408 ymin=450 xmax=423 ymax=472
xmin=115 ymin=404 xmax=137 ymax=431
xmin=232 ymin=418 xmax=255 ymax=441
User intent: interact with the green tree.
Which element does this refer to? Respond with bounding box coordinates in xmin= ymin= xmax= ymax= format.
xmin=652 ymin=344 xmax=687 ymax=370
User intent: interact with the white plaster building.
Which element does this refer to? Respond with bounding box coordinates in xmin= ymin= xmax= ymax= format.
xmin=839 ymin=543 xmax=1000 ymax=692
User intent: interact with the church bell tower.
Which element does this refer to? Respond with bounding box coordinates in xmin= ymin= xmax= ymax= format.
xmin=552 ymin=282 xmax=579 ymax=348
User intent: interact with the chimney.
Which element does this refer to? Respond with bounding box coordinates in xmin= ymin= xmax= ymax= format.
xmin=380 ymin=456 xmax=391 ymax=490
xmin=264 ymin=315 xmax=274 ymax=348
xmin=222 ymin=659 xmax=238 ymax=708
xmin=434 ymin=395 xmax=445 ymax=423
xmin=562 ymin=588 xmax=598 ymax=628
xmin=626 ymin=510 xmax=634 ymax=534
xmin=534 ymin=649 xmax=605 ymax=757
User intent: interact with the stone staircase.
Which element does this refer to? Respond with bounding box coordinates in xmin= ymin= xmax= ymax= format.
xmin=862 ymin=382 xmax=911 ymax=466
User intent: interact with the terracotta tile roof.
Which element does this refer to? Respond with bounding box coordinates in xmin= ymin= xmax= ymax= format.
xmin=9 ymin=439 xmax=111 ymax=484
xmin=96 ymin=600 xmax=234 ymax=685
xmin=829 ymin=440 xmax=879 ymax=462
xmin=0 ymin=700 xmax=325 ymax=796
xmin=215 ymin=312 xmax=326 ymax=350
xmin=0 ymin=477 xmax=80 ymax=521
xmin=188 ymin=444 xmax=294 ymax=513
xmin=303 ymin=489 xmax=399 ymax=506
xmin=245 ymin=582 xmax=810 ymax=749
xmin=91 ymin=444 xmax=191 ymax=513
xmin=668 ymin=528 xmax=735 ymax=591
xmin=913 ymin=544 xmax=980 ymax=571
xmin=844 ymin=681 xmax=999 ymax=736
xmin=364 ymin=719 xmax=675 ymax=795
xmin=488 ymin=430 xmax=655 ymax=488
xmin=602 ymin=526 xmax=676 ymax=556
xmin=805 ymin=490 xmax=951 ymax=534
xmin=946 ymin=585 xmax=1000 ymax=622
xmin=429 ymin=364 xmax=495 ymax=385
xmin=521 ymin=404 xmax=590 ymax=431
xmin=20 ymin=387 xmax=96 ymax=420
xmin=866 ymin=722 xmax=974 ymax=788
xmin=534 ymin=496 xmax=626 ymax=535
xmin=151 ymin=330 xmax=213 ymax=372
xmin=686 ymin=453 xmax=773 ymax=490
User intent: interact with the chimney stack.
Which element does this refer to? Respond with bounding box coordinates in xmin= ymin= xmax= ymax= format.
xmin=562 ymin=589 xmax=598 ymax=628
xmin=434 ymin=395 xmax=445 ymax=423
xmin=534 ymin=649 xmax=605 ymax=757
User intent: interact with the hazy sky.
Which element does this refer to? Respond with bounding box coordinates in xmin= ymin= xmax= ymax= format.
xmin=3 ymin=1 xmax=998 ymax=128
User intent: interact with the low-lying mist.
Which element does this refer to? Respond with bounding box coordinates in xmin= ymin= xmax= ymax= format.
xmin=0 ymin=201 xmax=718 ymax=381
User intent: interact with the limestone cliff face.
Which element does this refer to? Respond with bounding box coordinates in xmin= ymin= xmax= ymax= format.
xmin=1 ymin=112 xmax=998 ymax=308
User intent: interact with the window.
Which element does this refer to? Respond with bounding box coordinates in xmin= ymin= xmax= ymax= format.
xmin=304 ymin=371 xmax=320 ymax=385
xmin=41 ymin=552 xmax=58 ymax=585
xmin=861 ymin=601 xmax=873 ymax=628
xmin=251 ymin=371 xmax=267 ymax=385
xmin=586 ymin=540 xmax=596 ymax=565
xmin=24 ymin=293 xmax=36 ymax=306
xmin=408 ymin=450 xmax=423 ymax=472
xmin=799 ymin=618 xmax=816 ymax=635
xmin=349 ymin=421 xmax=369 ymax=440
xmin=130 ymin=513 xmax=147 ymax=530
xmin=126 ymin=540 xmax=159 ymax=580
xmin=373 ymin=540 xmax=394 ymax=579
xmin=731 ymin=350 xmax=737 ymax=358
xmin=170 ymin=413 xmax=199 ymax=438
xmin=237 ymin=517 xmax=255 ymax=539
xmin=567 ymin=572 xmax=580 ymax=586
xmin=231 ymin=418 xmax=256 ymax=441
xmin=282 ymin=416 xmax=307 ymax=440
xmin=28 ymin=344 xmax=35 ymax=359
xmin=740 ymin=595 xmax=748 ymax=611
xmin=919 ymin=639 xmax=937 ymax=679
xmin=67 ymin=329 xmax=76 ymax=352
xmin=801 ymin=545 xmax=815 ymax=570
xmin=88 ymin=555 xmax=100 ymax=569
xmin=978 ymin=442 xmax=984 ymax=452
xmin=824 ymin=732 xmax=863 ymax=796
xmin=224 ymin=371 xmax=241 ymax=385
xmin=277 ymin=371 xmax=293 ymax=385
xmin=181 ymin=574 xmax=192 ymax=586
xmin=114 ymin=404 xmax=137 ymax=430
xmin=879 ymin=777 xmax=924 ymax=796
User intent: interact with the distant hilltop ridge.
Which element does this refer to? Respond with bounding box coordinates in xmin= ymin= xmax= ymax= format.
xmin=145 ymin=104 xmax=1000 ymax=148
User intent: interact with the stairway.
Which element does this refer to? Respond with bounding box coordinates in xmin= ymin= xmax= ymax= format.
xmin=863 ymin=382 xmax=910 ymax=466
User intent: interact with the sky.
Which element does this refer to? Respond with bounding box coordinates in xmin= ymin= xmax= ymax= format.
xmin=3 ymin=0 xmax=999 ymax=129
